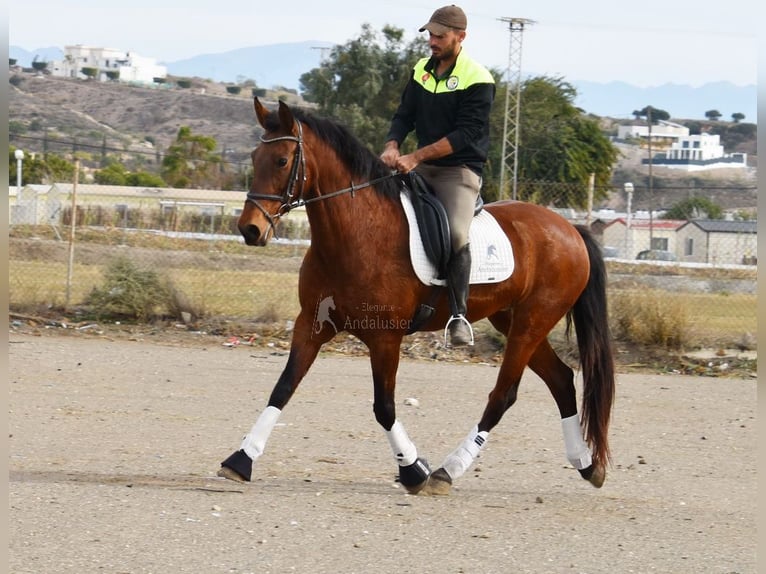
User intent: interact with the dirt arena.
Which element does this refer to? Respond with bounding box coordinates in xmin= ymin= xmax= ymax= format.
xmin=8 ymin=332 xmax=756 ymax=573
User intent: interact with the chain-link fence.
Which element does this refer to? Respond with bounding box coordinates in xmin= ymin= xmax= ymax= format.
xmin=9 ymin=181 xmax=756 ymax=349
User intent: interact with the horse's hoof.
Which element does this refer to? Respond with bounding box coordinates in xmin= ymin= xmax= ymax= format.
xmin=217 ymin=466 xmax=248 ymax=483
xmin=403 ymin=480 xmax=428 ymax=495
xmin=422 ymin=467 xmax=452 ymax=496
xmin=579 ymin=464 xmax=605 ymax=488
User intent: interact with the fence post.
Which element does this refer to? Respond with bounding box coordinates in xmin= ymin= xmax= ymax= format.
xmin=65 ymin=160 xmax=79 ymax=310
xmin=585 ymin=173 xmax=594 ymax=226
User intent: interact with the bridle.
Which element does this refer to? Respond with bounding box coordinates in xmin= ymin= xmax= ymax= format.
xmin=244 ymin=120 xmax=398 ymax=240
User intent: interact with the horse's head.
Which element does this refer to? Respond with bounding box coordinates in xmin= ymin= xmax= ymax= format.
xmin=238 ymin=98 xmax=305 ymax=246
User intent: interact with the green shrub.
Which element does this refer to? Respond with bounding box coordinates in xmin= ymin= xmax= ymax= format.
xmin=85 ymin=257 xmax=170 ymax=322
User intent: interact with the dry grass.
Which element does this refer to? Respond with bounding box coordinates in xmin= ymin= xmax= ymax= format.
xmin=9 ymin=229 xmax=756 ymax=351
xmin=610 ymin=289 xmax=691 ymax=349
xmin=608 ymin=288 xmax=756 ymax=349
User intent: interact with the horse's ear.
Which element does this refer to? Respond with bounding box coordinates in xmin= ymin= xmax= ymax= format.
xmin=277 ymin=100 xmax=296 ymax=135
xmin=254 ymin=97 xmax=269 ymax=128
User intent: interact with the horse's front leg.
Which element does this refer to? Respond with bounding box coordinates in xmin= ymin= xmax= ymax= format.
xmin=218 ymin=312 xmax=331 ymax=482
xmin=368 ymin=334 xmax=431 ymax=494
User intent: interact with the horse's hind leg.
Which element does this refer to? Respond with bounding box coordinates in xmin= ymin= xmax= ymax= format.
xmin=218 ymin=311 xmax=330 ymax=482
xmin=528 ymin=339 xmax=604 ymax=487
xmin=422 ymin=310 xmax=537 ymax=495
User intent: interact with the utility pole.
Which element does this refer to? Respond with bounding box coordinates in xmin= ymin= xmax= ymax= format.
xmin=498 ymin=17 xmax=535 ymax=201
xmin=647 ymin=106 xmax=654 ymax=250
xmin=311 ymin=46 xmax=331 ymax=64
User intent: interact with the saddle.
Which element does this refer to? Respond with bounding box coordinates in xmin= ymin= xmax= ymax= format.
xmin=399 ymin=171 xmax=483 ymax=279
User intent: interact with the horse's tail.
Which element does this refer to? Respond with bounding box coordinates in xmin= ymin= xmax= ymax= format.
xmin=567 ymin=225 xmax=615 ymax=468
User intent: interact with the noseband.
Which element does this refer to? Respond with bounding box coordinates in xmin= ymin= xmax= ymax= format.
xmin=244 ymin=121 xmax=307 ymax=240
xmin=244 ymin=120 xmax=398 ymax=240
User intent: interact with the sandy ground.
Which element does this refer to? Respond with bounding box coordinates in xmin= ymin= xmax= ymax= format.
xmin=8 ymin=332 xmax=756 ymax=574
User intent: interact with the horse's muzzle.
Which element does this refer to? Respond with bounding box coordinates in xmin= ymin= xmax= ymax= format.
xmin=239 ymin=223 xmax=267 ymax=246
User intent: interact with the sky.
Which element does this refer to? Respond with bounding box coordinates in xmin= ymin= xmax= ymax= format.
xmin=8 ymin=0 xmax=759 ymax=88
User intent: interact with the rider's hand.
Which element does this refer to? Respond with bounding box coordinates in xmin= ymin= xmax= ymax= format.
xmin=395 ymin=153 xmax=419 ymax=174
xmin=380 ymin=142 xmax=400 ymax=169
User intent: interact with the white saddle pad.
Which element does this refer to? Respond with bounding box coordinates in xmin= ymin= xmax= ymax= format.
xmin=400 ymin=190 xmax=514 ymax=286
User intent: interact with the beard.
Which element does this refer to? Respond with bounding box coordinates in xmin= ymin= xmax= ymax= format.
xmin=431 ymin=39 xmax=460 ymax=62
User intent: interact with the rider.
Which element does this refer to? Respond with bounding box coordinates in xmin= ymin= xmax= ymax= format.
xmin=380 ymin=4 xmax=496 ymax=346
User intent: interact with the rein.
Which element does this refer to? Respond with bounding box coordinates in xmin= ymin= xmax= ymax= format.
xmin=245 ymin=120 xmax=398 ymax=239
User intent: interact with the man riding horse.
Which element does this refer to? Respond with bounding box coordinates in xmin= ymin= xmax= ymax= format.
xmin=380 ymin=5 xmax=495 ymax=347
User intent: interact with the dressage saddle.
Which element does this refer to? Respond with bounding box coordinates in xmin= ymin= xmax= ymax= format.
xmin=399 ymin=171 xmax=483 ymax=334
xmin=399 ymin=171 xmax=483 ymax=280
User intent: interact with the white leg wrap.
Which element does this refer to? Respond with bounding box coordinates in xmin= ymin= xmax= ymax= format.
xmin=385 ymin=420 xmax=418 ymax=466
xmin=441 ymin=426 xmax=489 ymax=481
xmin=240 ymin=406 xmax=281 ymax=461
xmin=562 ymin=414 xmax=592 ymax=470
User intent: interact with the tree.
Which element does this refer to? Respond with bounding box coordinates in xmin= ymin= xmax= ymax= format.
xmin=8 ymin=147 xmax=75 ymax=185
xmin=704 ymin=109 xmax=722 ymax=121
xmin=31 ymin=56 xmax=49 ymax=73
xmin=226 ymin=85 xmax=242 ymax=95
xmin=731 ymin=112 xmax=745 ymax=123
xmin=81 ymin=67 xmax=98 ymax=80
xmin=511 ymin=77 xmax=619 ymax=206
xmin=9 ymin=121 xmax=26 ymax=136
xmin=161 ymin=126 xmax=221 ymax=188
xmin=299 ymin=23 xmax=427 ymax=152
xmin=105 ymin=70 xmax=120 ymax=81
xmin=632 ymin=106 xmax=670 ymax=123
xmin=663 ymin=197 xmax=723 ymax=220
xmin=94 ymin=162 xmax=129 ymax=185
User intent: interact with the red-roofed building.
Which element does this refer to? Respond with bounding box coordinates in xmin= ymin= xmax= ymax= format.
xmin=602 ymin=218 xmax=687 ymax=259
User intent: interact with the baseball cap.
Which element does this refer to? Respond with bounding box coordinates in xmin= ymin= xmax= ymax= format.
xmin=419 ymin=5 xmax=467 ymax=34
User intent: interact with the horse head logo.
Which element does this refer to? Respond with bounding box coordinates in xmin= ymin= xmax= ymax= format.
xmin=313 ymin=295 xmax=338 ymax=334
xmin=486 ymin=244 xmax=499 ymax=261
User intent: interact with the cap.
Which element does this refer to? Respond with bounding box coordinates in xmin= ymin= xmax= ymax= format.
xmin=419 ymin=5 xmax=467 ymax=34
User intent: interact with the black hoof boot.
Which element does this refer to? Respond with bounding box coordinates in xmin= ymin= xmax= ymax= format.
xmin=218 ymin=449 xmax=253 ymax=482
xmin=399 ymin=457 xmax=431 ymax=494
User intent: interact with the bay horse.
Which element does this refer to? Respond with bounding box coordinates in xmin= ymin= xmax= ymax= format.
xmin=219 ymin=98 xmax=615 ymax=495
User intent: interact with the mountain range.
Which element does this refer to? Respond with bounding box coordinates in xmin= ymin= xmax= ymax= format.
xmin=10 ymin=43 xmax=757 ymax=122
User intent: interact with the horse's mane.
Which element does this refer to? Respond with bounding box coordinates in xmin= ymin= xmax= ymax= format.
xmin=263 ymin=107 xmax=400 ymax=199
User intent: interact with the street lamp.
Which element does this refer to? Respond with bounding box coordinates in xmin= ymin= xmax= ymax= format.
xmin=623 ymin=182 xmax=634 ymax=258
xmin=14 ymin=149 xmax=24 ymax=194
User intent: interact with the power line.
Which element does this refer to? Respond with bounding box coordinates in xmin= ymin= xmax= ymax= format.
xmin=9 ymin=133 xmax=253 ymax=168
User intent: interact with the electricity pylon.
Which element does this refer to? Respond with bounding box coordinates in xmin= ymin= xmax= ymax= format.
xmin=498 ymin=17 xmax=535 ymax=200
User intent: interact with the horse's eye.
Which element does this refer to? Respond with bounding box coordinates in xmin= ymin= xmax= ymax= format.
xmin=278 ymin=157 xmax=288 ymax=167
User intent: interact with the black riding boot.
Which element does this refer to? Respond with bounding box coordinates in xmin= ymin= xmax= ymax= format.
xmin=446 ymin=243 xmax=473 ymax=346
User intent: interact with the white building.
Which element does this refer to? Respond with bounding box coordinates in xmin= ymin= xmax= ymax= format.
xmin=617 ymin=120 xmax=689 ymax=145
xmin=652 ymin=133 xmax=748 ymax=171
xmin=49 ymin=45 xmax=167 ymax=85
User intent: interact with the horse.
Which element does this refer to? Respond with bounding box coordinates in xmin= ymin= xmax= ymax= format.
xmin=218 ymin=98 xmax=615 ymax=495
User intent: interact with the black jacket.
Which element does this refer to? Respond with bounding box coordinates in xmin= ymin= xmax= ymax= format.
xmin=385 ymin=50 xmax=495 ymax=176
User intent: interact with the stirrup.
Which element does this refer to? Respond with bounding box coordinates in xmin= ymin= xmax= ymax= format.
xmin=444 ymin=314 xmax=474 ymax=347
